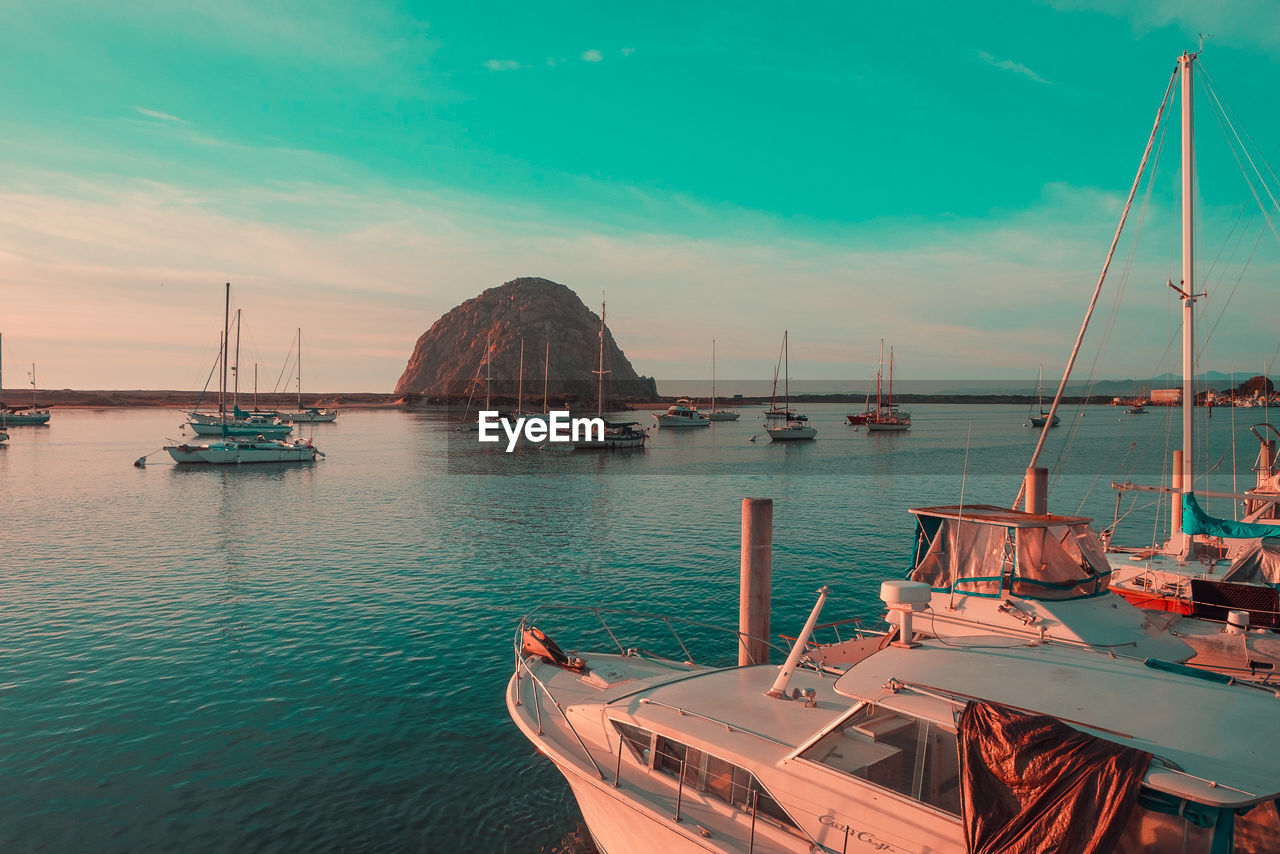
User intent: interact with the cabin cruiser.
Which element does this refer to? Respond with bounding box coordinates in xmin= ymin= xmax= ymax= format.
xmin=654 ymin=399 xmax=711 ymax=428
xmin=509 ymin=583 xmax=1280 ymax=854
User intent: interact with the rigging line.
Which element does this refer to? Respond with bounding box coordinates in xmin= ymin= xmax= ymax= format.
xmin=270 ymin=335 xmax=297 ymax=398
xmin=1200 ymin=71 xmax=1280 ymax=248
xmin=1201 ymin=63 xmax=1280 ymax=205
xmin=1053 ymin=112 xmax=1170 ymax=479
xmin=1015 ymin=64 xmax=1179 ymax=510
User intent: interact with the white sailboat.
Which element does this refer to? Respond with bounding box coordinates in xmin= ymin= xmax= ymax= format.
xmin=185 ymin=305 xmax=292 ymax=439
xmin=279 ymin=329 xmax=338 ymax=423
xmin=576 ymin=295 xmax=647 ymax=450
xmin=1024 ymin=364 xmax=1059 ymax=428
xmin=705 ymin=340 xmax=739 ymax=421
xmin=166 ymin=284 xmax=323 ymax=465
xmin=764 ymin=331 xmax=816 ymax=442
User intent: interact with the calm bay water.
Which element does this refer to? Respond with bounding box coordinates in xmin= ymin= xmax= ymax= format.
xmin=0 ymin=402 xmax=1266 ymax=852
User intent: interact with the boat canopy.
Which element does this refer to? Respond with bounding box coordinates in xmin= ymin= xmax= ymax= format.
xmin=908 ymin=504 xmax=1112 ymax=600
xmin=1222 ymin=537 xmax=1280 ymax=587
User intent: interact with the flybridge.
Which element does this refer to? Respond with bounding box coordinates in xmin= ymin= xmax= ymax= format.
xmin=477 ymin=410 xmax=604 ymax=452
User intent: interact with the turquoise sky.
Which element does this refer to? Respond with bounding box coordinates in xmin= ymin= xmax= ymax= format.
xmin=3 ymin=1 xmax=1280 ymax=392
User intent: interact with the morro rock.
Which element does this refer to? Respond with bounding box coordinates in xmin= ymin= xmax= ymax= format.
xmin=394 ymin=277 xmax=657 ymax=402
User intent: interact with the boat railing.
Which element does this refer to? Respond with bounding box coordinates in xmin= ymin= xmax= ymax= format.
xmin=514 ymin=604 xmax=794 ymax=669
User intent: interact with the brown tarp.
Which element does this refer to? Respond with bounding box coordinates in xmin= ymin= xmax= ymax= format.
xmin=959 ymin=702 xmax=1151 ymax=854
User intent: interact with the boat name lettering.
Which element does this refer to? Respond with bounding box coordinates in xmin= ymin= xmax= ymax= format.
xmin=818 ymin=815 xmax=899 ymax=851
xmin=477 ymin=411 xmax=604 ymax=451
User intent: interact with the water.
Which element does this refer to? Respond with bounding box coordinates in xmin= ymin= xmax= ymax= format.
xmin=0 ymin=403 xmax=1266 ymax=852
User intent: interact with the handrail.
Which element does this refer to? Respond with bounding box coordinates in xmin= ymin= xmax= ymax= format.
xmin=514 ymin=654 xmax=607 ymax=780
xmin=637 ymin=698 xmax=797 ymax=749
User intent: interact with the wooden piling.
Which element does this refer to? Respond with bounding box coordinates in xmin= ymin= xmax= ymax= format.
xmin=1024 ymin=467 xmax=1048 ymax=515
xmin=739 ymin=498 xmax=772 ymax=666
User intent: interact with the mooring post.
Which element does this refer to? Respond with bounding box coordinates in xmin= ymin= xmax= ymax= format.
xmin=1024 ymin=466 xmax=1048 ymax=515
xmin=739 ymin=498 xmax=773 ymax=666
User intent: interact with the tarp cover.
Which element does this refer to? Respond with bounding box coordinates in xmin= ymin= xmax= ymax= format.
xmin=1183 ymin=492 xmax=1280 ymax=539
xmin=959 ymin=702 xmax=1150 ymax=854
xmin=1222 ymin=537 xmax=1280 ymax=586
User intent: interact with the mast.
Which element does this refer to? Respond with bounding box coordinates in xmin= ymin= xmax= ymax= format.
xmin=517 ymin=338 xmax=524 ymax=416
xmin=783 ymin=330 xmax=790 ymax=412
xmin=876 ymin=339 xmax=885 ymax=412
xmin=888 ymin=347 xmax=894 ymax=409
xmin=1177 ymin=50 xmax=1198 ymax=557
xmin=30 ymin=363 xmax=36 ymax=409
xmin=232 ymin=308 xmax=241 ymax=412
xmin=484 ymin=333 xmax=492 ymax=411
xmin=542 ymin=341 xmax=549 ymax=414
xmin=0 ymin=331 xmax=4 ymax=408
xmin=220 ymin=283 xmax=230 ymax=422
xmin=296 ymin=328 xmax=303 ymax=410
xmin=595 ymin=295 xmax=607 ymax=419
xmin=712 ymin=339 xmax=716 ymax=411
xmin=255 ymin=362 xmax=259 ymax=412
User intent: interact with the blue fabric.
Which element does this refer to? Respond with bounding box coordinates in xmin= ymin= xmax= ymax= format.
xmin=1182 ymin=492 xmax=1279 ymax=539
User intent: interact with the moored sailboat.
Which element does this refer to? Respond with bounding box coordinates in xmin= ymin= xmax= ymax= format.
xmin=864 ymin=342 xmax=910 ymax=432
xmin=575 ymin=295 xmax=647 ymax=450
xmin=0 ymin=334 xmax=52 ymax=426
xmin=279 ymin=329 xmax=338 ymax=423
xmin=764 ymin=331 xmax=816 ymax=442
xmin=704 ymin=340 xmax=739 ymax=421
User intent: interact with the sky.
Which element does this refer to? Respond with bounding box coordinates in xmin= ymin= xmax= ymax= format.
xmin=4 ymin=1 xmax=1280 ymax=393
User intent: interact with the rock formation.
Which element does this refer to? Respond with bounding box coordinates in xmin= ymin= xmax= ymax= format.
xmin=394 ymin=277 xmax=657 ymax=403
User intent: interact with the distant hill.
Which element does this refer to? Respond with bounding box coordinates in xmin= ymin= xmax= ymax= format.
xmin=394 ymin=277 xmax=658 ymax=402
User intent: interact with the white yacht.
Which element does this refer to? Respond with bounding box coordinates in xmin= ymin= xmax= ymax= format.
xmin=654 ymin=398 xmax=711 ymax=428
xmin=509 ymin=583 xmax=1280 ymax=854
xmin=165 ymin=437 xmax=323 ymax=465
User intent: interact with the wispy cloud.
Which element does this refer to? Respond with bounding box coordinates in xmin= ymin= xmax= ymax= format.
xmin=484 ymin=59 xmax=523 ymax=72
xmin=582 ymin=49 xmax=603 ymax=63
xmin=978 ymin=50 xmax=1049 ymax=84
xmin=134 ymin=107 xmax=189 ymax=124
xmin=621 ymin=47 xmax=635 ymax=57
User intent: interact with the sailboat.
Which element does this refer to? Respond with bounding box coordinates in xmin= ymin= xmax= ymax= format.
xmin=865 ymin=342 xmax=910 ymax=432
xmin=0 ymin=334 xmax=52 ymax=426
xmin=1024 ymin=364 xmax=1060 ymax=428
xmin=575 ymin=295 xmax=647 ymax=450
xmin=764 ymin=331 xmax=816 ymax=442
xmin=166 ymin=284 xmax=322 ymax=465
xmin=185 ymin=307 xmax=292 ymax=439
xmin=279 ymin=329 xmax=338 ymax=423
xmin=704 ymin=339 xmax=739 ymax=421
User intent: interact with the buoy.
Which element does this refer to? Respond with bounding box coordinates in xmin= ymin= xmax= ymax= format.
xmin=134 ymin=456 xmax=147 ymax=468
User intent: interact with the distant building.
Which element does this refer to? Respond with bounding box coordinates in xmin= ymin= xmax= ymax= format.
xmin=1151 ymin=388 xmax=1182 ymax=406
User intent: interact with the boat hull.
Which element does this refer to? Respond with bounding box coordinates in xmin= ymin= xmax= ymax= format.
xmin=846 ymin=414 xmax=869 ymax=425
xmin=279 ymin=410 xmax=338 ymax=423
xmin=654 ymin=415 xmax=711 ymax=428
xmin=766 ymin=425 xmax=817 ymax=441
xmin=866 ymin=421 xmax=910 ymax=432
xmin=706 ymin=411 xmax=740 ymax=421
xmin=165 ymin=439 xmax=322 ymax=464
xmin=0 ymin=410 xmax=51 ymax=425
xmin=188 ymin=420 xmax=293 ymax=438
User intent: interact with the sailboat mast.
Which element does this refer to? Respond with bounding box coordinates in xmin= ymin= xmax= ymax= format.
xmin=543 ymin=341 xmax=549 ymax=414
xmin=888 ymin=347 xmax=894 ymax=407
xmin=296 ymin=328 xmax=303 ymax=410
xmin=783 ymin=330 xmax=789 ymax=409
xmin=30 ymin=363 xmax=36 ymax=408
xmin=1179 ymin=50 xmax=1197 ymax=543
xmin=597 ymin=296 xmax=606 ymax=419
xmin=517 ymin=338 xmax=524 ymax=416
xmin=232 ymin=309 xmax=242 ymax=411
xmin=220 ymin=283 xmax=230 ymax=422
xmin=711 ymin=339 xmax=716 ymax=411
xmin=484 ymin=334 xmax=492 ymax=411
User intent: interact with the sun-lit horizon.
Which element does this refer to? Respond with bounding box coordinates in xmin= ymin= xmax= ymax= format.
xmin=5 ymin=2 xmax=1280 ymax=393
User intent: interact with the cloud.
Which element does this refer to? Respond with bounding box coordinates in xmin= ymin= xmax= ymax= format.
xmin=484 ymin=59 xmax=523 ymax=71
xmin=621 ymin=47 xmax=635 ymax=57
xmin=582 ymin=49 xmax=603 ymax=63
xmin=978 ymin=50 xmax=1049 ymax=84
xmin=134 ymin=107 xmax=189 ymax=124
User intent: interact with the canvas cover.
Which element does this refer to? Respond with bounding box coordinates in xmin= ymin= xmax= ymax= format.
xmin=910 ymin=515 xmax=1111 ymax=600
xmin=1221 ymin=537 xmax=1280 ymax=586
xmin=1183 ymin=493 xmax=1280 ymax=540
xmin=959 ymin=702 xmax=1150 ymax=854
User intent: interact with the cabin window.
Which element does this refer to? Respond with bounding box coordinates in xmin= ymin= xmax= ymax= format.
xmin=798 ymin=704 xmax=961 ymax=815
xmin=649 ymin=735 xmax=799 ymax=831
xmin=612 ymin=721 xmax=653 ymax=764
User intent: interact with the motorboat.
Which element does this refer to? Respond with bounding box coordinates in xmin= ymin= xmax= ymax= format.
xmin=654 ymin=398 xmax=711 ymax=428
xmin=509 ymin=582 xmax=1280 ymax=854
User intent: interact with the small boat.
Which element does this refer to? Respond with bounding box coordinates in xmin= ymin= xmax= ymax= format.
xmin=575 ymin=294 xmax=647 ymax=451
xmin=704 ymin=340 xmax=739 ymax=421
xmin=764 ymin=331 xmax=816 ymax=442
xmin=653 ymin=398 xmax=711 ymax=428
xmin=1126 ymin=402 xmax=1147 ymax=414
xmin=0 ymin=334 xmax=52 ymax=426
xmin=278 ymin=329 xmax=338 ymax=423
xmin=165 ymin=437 xmax=324 ymax=465
xmin=865 ymin=342 xmax=910 ymax=432
xmin=1024 ymin=364 xmax=1059 ymax=428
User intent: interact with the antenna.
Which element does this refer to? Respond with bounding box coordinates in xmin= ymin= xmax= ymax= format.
xmin=1197 ymin=32 xmax=1214 ymax=53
